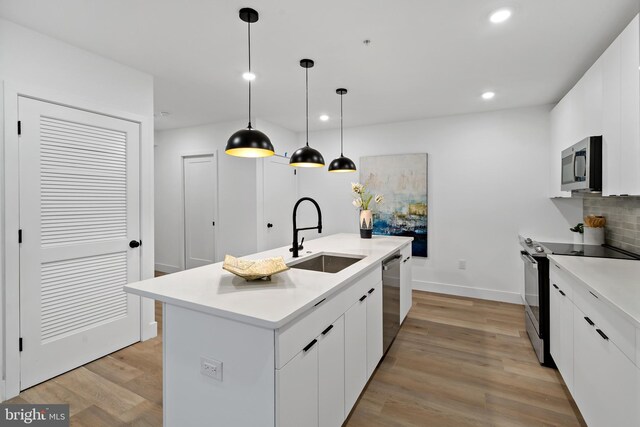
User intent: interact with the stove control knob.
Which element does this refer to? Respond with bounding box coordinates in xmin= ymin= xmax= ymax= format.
xmin=534 ymin=245 xmax=544 ymax=253
xmin=524 ymin=238 xmax=533 ymax=245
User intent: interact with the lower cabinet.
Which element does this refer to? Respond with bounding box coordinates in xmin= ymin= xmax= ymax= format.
xmin=366 ymin=283 xmax=383 ymax=378
xmin=573 ymin=306 xmax=640 ymax=427
xmin=276 ymin=341 xmax=319 ymax=427
xmin=319 ymin=316 xmax=345 ymax=427
xmin=276 ymin=275 xmax=385 ymax=427
xmin=400 ymin=244 xmax=412 ymax=322
xmin=549 ymin=277 xmax=574 ymax=392
xmin=344 ymin=293 xmax=368 ymax=415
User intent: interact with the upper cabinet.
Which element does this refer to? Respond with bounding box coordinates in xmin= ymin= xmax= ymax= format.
xmin=550 ymin=15 xmax=640 ymax=197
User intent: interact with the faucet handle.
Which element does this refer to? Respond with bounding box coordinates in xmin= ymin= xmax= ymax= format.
xmin=289 ymin=237 xmax=305 ymax=252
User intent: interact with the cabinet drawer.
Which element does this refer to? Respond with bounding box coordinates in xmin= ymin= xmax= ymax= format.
xmin=572 ymin=281 xmax=636 ymax=364
xmin=275 ymin=266 xmax=381 ymax=369
xmin=549 ymin=260 xmax=574 ymax=301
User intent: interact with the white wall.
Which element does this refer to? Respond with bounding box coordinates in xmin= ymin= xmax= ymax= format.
xmin=154 ymin=119 xmax=298 ymax=272
xmin=296 ymin=105 xmax=582 ymax=303
xmin=0 ymin=18 xmax=155 ymax=399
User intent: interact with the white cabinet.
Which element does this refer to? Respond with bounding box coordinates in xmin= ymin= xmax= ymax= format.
xmin=319 ymin=316 xmax=345 ymax=427
xmin=619 ymin=15 xmax=640 ymax=195
xmin=344 ymin=295 xmax=368 ymax=416
xmin=548 ymin=269 xmax=574 ymax=392
xmin=553 ymin=14 xmax=640 ymax=197
xmin=278 ymin=314 xmax=347 ymax=427
xmin=400 ymin=244 xmax=412 ymax=322
xmin=602 ymin=15 xmax=640 ymax=196
xmin=276 ymin=341 xmax=319 ymax=427
xmin=573 ymin=306 xmax=640 ymax=427
xmin=602 ymin=33 xmax=623 ymax=196
xmin=549 ymin=58 xmax=604 ymax=197
xmin=366 ymin=282 xmax=383 ymax=378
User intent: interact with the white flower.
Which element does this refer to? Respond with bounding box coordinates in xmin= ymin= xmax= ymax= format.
xmin=351 ymin=182 xmax=364 ymax=194
xmin=375 ymin=194 xmax=384 ymax=204
xmin=352 ymin=198 xmax=363 ymax=208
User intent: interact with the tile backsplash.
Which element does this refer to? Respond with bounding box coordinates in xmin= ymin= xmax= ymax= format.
xmin=583 ymin=197 xmax=640 ymax=254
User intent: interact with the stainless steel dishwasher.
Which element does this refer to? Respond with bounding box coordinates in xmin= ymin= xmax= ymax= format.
xmin=382 ymin=252 xmax=402 ymax=353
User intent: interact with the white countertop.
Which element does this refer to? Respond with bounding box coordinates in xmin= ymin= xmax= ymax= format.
xmin=548 ymin=255 xmax=640 ymax=328
xmin=125 ymin=233 xmax=412 ymax=329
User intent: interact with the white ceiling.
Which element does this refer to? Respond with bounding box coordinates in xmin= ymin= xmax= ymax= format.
xmin=1 ymin=0 xmax=638 ymax=132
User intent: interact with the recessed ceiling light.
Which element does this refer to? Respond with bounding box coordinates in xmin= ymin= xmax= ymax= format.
xmin=482 ymin=91 xmax=496 ymax=100
xmin=319 ymin=114 xmax=330 ymax=121
xmin=489 ymin=9 xmax=512 ymax=24
xmin=242 ymin=72 xmax=256 ymax=81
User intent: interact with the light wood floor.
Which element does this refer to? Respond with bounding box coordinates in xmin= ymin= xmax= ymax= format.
xmin=9 ymin=286 xmax=585 ymax=426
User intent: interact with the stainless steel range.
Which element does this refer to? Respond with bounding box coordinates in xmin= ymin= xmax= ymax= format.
xmin=519 ymin=236 xmax=640 ymax=367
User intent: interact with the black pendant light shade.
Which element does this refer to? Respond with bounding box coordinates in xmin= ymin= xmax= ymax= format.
xmin=328 ymin=88 xmax=356 ymax=172
xmin=225 ymin=7 xmax=275 ymax=158
xmin=290 ymin=59 xmax=325 ymax=168
xmin=226 ymin=126 xmax=274 ymax=158
xmin=290 ymin=145 xmax=326 ymax=168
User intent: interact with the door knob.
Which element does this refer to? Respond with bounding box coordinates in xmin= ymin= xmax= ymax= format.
xmin=267 ymin=223 xmax=273 ymax=228
xmin=129 ymin=240 xmax=141 ymax=248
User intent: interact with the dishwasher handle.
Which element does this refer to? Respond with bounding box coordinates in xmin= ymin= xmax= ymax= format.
xmin=382 ymin=254 xmax=402 ymax=271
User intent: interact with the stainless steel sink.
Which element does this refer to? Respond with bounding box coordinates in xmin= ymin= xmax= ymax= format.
xmin=289 ymin=253 xmax=364 ymax=274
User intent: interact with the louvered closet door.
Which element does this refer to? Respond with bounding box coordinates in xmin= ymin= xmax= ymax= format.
xmin=18 ymin=97 xmax=141 ymax=390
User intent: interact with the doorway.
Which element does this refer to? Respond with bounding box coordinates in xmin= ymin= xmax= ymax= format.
xmin=183 ymin=154 xmax=217 ymax=269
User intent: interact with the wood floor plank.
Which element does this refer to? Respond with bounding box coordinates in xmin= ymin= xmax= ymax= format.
xmin=10 ymin=288 xmax=585 ymax=426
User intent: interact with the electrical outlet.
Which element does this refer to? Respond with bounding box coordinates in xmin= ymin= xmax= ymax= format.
xmin=200 ymin=357 xmax=223 ymax=381
xmin=458 ymin=259 xmax=466 ymax=270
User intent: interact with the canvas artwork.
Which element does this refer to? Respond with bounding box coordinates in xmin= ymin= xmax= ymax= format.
xmin=360 ymin=154 xmax=428 ymax=257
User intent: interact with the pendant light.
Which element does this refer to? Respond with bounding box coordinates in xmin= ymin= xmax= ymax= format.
xmin=225 ymin=8 xmax=274 ymax=158
xmin=289 ymin=59 xmax=325 ymax=168
xmin=328 ymin=88 xmax=357 ymax=173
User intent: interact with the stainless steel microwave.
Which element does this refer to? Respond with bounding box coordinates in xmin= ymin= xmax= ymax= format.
xmin=561 ymin=136 xmax=602 ymax=192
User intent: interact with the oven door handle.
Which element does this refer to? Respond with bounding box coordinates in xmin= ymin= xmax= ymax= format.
xmin=520 ymin=251 xmax=538 ymax=270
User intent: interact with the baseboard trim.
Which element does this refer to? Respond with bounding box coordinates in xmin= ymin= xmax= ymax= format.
xmin=155 ymin=263 xmax=181 ymax=274
xmin=412 ymin=280 xmax=522 ymax=305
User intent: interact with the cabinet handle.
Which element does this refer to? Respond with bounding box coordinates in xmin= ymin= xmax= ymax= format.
xmin=596 ymin=329 xmax=609 ymax=341
xmin=405 ymin=256 xmax=411 ymax=261
xmin=321 ymin=324 xmax=334 ymax=336
xmin=359 ymin=295 xmax=367 ymax=302
xmin=314 ymin=298 xmax=326 ymax=307
xmin=303 ymin=339 xmax=318 ymax=352
xmin=552 ymin=284 xmax=559 ymax=290
xmin=584 ymin=316 xmax=595 ymax=326
xmin=368 ymin=288 xmax=375 ymax=294
xmin=589 ymin=291 xmax=599 ymax=299
xmin=402 ymin=259 xmax=407 ymax=263
xmin=559 ymin=290 xmax=566 ymax=296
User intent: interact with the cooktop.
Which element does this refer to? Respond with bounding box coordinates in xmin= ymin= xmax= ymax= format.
xmin=539 ymin=242 xmax=640 ymax=261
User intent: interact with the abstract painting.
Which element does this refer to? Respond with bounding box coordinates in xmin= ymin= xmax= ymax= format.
xmin=360 ymin=154 xmax=428 ymax=257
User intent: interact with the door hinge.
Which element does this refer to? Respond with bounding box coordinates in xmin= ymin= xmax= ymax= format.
xmin=294 ymin=169 xmax=297 ymax=175
xmin=17 ymin=121 xmax=22 ymax=136
xmin=212 ymin=221 xmax=215 ymax=226
xmin=19 ymin=338 xmax=23 ymax=352
xmin=18 ymin=229 xmax=22 ymax=243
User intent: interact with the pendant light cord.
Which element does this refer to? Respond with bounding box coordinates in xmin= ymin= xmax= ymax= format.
xmin=247 ymin=19 xmax=252 ymax=128
xmin=305 ymin=66 xmax=309 ymax=146
xmin=340 ymin=92 xmax=344 ymax=156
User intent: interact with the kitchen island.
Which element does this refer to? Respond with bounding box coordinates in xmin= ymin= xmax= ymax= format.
xmin=125 ymin=233 xmax=412 ymax=427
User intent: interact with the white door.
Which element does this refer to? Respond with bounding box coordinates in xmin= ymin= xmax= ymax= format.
xmin=18 ymin=96 xmax=141 ymax=390
xmin=366 ymin=282 xmax=383 ymax=378
xmin=263 ymin=156 xmax=297 ymax=250
xmin=183 ymin=155 xmax=216 ymax=269
xmin=319 ymin=315 xmax=345 ymax=427
xmin=276 ymin=343 xmax=319 ymax=427
xmin=344 ymin=296 xmax=368 ymax=416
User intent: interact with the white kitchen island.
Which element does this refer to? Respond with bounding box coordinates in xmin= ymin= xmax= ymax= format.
xmin=124 ymin=233 xmax=412 ymax=427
